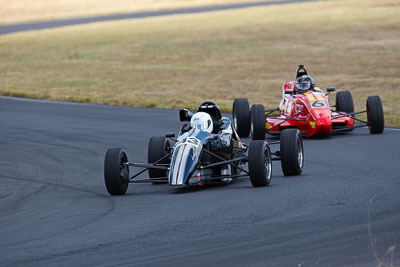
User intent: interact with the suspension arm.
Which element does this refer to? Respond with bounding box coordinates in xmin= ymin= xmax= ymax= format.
xmin=128 ymin=152 xmax=172 ymax=180
xmin=268 ymin=111 xmax=304 ymax=131
xmin=202 ymin=155 xmax=248 ymax=168
xmin=203 ymin=149 xmax=249 ymax=175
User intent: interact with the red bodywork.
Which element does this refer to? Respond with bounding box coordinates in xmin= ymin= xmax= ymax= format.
xmin=267 ymin=82 xmax=354 ymax=137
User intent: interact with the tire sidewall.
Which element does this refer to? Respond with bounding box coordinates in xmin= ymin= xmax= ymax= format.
xmin=104 ymin=148 xmax=129 ymax=195
xmin=248 ymin=140 xmax=272 ymax=187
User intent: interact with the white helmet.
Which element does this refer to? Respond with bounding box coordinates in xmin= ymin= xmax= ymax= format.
xmin=190 ymin=112 xmax=213 ymax=133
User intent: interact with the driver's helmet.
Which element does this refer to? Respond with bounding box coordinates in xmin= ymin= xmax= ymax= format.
xmin=295 ymin=75 xmax=315 ymax=93
xmin=197 ymin=101 xmax=222 ymax=120
xmin=190 ymin=112 xmax=213 ymax=133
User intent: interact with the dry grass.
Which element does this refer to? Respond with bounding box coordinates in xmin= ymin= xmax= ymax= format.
xmin=0 ymin=0 xmax=278 ymax=24
xmin=0 ymin=0 xmax=399 ymax=125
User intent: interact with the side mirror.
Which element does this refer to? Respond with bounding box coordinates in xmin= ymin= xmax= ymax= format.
xmin=179 ymin=109 xmax=193 ymax=122
xmin=327 ymin=87 xmax=336 ymax=92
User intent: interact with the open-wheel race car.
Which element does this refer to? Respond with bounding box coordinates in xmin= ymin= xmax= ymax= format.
xmin=104 ymin=102 xmax=304 ymax=195
xmin=233 ymin=65 xmax=384 ymax=139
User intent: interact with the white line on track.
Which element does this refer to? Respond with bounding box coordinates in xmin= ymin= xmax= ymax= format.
xmin=386 ymin=128 xmax=400 ymax=131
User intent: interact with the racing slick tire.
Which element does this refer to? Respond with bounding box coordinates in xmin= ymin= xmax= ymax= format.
xmin=280 ymin=129 xmax=304 ymax=176
xmin=248 ymin=140 xmax=272 ymax=187
xmin=367 ymin=96 xmax=384 ymax=134
xmin=148 ymin=136 xmax=171 ymax=184
xmin=233 ymin=98 xmax=251 ymax=138
xmin=336 ymin=91 xmax=354 ymax=113
xmin=251 ymin=104 xmax=266 ymax=140
xmin=104 ymin=148 xmax=129 ymax=195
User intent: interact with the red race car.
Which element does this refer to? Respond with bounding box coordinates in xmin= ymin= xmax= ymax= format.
xmin=233 ymin=65 xmax=384 ymax=139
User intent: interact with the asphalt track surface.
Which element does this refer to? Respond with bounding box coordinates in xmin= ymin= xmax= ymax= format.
xmin=0 ymin=0 xmax=321 ymax=35
xmin=1 ymin=96 xmax=400 ymax=266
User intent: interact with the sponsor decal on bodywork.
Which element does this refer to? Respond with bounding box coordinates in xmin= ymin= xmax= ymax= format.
xmin=294 ymin=103 xmax=304 ymax=114
xmin=304 ymin=91 xmax=325 ymax=102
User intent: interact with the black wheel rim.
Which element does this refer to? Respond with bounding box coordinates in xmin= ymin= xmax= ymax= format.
xmin=119 ymin=154 xmax=129 ymax=185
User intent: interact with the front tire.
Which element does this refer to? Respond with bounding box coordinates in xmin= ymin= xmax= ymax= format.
xmin=367 ymin=96 xmax=384 ymax=134
xmin=233 ymin=98 xmax=251 ymax=138
xmin=248 ymin=140 xmax=272 ymax=187
xmin=104 ymin=148 xmax=129 ymax=195
xmin=148 ymin=136 xmax=170 ymax=183
xmin=336 ymin=91 xmax=354 ymax=113
xmin=280 ymin=129 xmax=304 ymax=176
xmin=251 ymin=104 xmax=266 ymax=140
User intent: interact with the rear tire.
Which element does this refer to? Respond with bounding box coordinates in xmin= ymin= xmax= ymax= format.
xmin=251 ymin=104 xmax=266 ymax=140
xmin=104 ymin=148 xmax=129 ymax=195
xmin=336 ymin=91 xmax=354 ymax=113
xmin=233 ymin=98 xmax=251 ymax=138
xmin=367 ymin=96 xmax=384 ymax=134
xmin=148 ymin=136 xmax=170 ymax=184
xmin=280 ymin=129 xmax=304 ymax=176
xmin=248 ymin=140 xmax=272 ymax=187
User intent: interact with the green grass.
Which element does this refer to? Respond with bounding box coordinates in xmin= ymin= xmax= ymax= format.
xmin=0 ymin=0 xmax=399 ymax=125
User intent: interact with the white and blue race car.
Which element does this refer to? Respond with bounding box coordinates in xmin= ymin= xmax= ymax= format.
xmin=104 ymin=101 xmax=304 ymax=195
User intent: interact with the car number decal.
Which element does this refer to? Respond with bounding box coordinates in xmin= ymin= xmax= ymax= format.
xmin=178 ymin=137 xmax=200 ymax=147
xmin=310 ymin=100 xmax=327 ymax=108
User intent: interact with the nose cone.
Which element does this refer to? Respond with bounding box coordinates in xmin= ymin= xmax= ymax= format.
xmin=169 ymin=129 xmax=207 ymax=186
xmin=313 ymin=109 xmax=332 ymax=134
xmin=314 ymin=109 xmax=331 ymax=125
xmin=169 ymin=142 xmax=202 ymax=185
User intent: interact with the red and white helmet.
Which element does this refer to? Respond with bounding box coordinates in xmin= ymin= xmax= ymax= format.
xmin=190 ymin=112 xmax=213 ymax=133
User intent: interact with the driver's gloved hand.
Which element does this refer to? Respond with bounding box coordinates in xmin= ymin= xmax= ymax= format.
xmin=210 ymin=137 xmax=221 ymax=150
